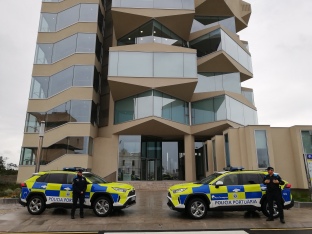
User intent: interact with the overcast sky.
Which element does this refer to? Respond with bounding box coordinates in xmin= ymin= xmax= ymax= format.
xmin=0 ymin=0 xmax=312 ymax=166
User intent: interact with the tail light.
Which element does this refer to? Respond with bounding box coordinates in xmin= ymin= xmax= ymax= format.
xmin=285 ymin=183 xmax=291 ymax=188
xmin=20 ymin=183 xmax=27 ymax=188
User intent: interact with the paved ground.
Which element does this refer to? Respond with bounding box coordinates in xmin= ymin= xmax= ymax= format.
xmin=0 ymin=190 xmax=312 ymax=233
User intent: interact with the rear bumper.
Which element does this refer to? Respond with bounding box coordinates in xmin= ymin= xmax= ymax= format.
xmin=19 ymin=198 xmax=26 ymax=206
xmin=284 ymin=198 xmax=294 ymax=209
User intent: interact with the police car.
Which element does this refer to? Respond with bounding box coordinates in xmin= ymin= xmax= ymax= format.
xmin=167 ymin=167 xmax=294 ymax=219
xmin=19 ymin=168 xmax=136 ymax=216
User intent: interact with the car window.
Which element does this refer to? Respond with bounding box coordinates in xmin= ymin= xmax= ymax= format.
xmin=46 ymin=173 xmax=67 ymax=184
xmin=66 ymin=174 xmax=76 ymax=184
xmin=197 ymin=173 xmax=222 ymax=184
xmin=240 ymin=173 xmax=264 ymax=185
xmin=83 ymin=172 xmax=107 ymax=184
xmin=36 ymin=174 xmax=48 ymax=182
xmin=218 ymin=174 xmax=238 ymax=185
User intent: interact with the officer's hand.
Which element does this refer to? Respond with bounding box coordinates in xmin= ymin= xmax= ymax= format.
xmin=264 ymin=179 xmax=270 ymax=183
xmin=273 ymin=179 xmax=279 ymax=184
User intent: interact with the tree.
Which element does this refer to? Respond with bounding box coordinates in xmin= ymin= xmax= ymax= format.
xmin=0 ymin=156 xmax=6 ymax=172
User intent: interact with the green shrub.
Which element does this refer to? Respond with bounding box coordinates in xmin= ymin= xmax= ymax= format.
xmin=291 ymin=189 xmax=311 ymax=202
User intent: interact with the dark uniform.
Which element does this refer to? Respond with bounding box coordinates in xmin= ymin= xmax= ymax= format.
xmin=71 ymin=169 xmax=87 ymax=219
xmin=263 ymin=166 xmax=285 ymax=223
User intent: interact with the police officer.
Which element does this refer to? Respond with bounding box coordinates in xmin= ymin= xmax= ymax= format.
xmin=263 ymin=166 xmax=285 ymax=223
xmin=71 ymin=168 xmax=87 ymax=219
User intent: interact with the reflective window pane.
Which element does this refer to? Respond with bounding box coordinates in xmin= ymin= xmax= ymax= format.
xmin=77 ymin=33 xmax=96 ymax=53
xmin=52 ymin=34 xmax=77 ymax=62
xmin=255 ymin=130 xmax=270 ymax=169
xmin=30 ymin=77 xmax=49 ymax=99
xmin=34 ymin=44 xmax=53 ymax=64
xmin=118 ymin=52 xmax=153 ymax=77
xmin=79 ymin=4 xmax=98 ymax=22
xmin=154 ymin=53 xmax=183 ymax=77
xmin=56 ymin=5 xmax=80 ymax=31
xmin=49 ymin=66 xmax=74 ymax=96
xmin=73 ymin=66 xmax=94 ymax=86
xmin=39 ymin=13 xmax=56 ymax=32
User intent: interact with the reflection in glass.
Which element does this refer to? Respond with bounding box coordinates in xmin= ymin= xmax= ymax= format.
xmin=117 ymin=136 xmax=185 ymax=181
xmin=191 ymin=95 xmax=257 ymax=126
xmin=19 ymin=136 xmax=93 ymax=165
xmin=301 ymin=131 xmax=312 ymax=154
xmin=30 ymin=66 xmax=97 ymax=99
xmin=118 ymin=20 xmax=187 ymax=47
xmin=24 ymin=100 xmax=97 ymax=132
xmin=118 ymin=135 xmax=141 ymax=181
xmin=39 ymin=4 xmax=98 ymax=32
xmin=34 ymin=33 xmax=98 ymax=64
xmin=115 ymin=90 xmax=189 ymax=125
xmin=255 ymin=130 xmax=270 ymax=169
xmin=108 ymin=51 xmax=196 ymax=78
xmin=195 ymin=72 xmax=241 ymax=94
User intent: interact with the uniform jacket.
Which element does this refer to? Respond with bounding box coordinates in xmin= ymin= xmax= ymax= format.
xmin=72 ymin=175 xmax=87 ymax=194
xmin=263 ymin=173 xmax=285 ymax=192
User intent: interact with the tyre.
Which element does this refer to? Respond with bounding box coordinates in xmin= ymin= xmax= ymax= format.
xmin=261 ymin=199 xmax=280 ymax=218
xmin=186 ymin=197 xmax=207 ymax=219
xmin=27 ymin=195 xmax=46 ymax=215
xmin=92 ymin=196 xmax=112 ymax=217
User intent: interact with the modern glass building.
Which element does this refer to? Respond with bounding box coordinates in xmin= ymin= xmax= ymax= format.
xmin=18 ymin=0 xmax=259 ymax=184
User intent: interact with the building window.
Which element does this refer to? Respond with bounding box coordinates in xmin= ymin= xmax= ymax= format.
xmin=114 ymin=90 xmax=189 ymax=125
xmin=301 ymin=131 xmax=312 ymax=154
xmin=224 ymin=134 xmax=230 ymax=167
xmin=255 ymin=130 xmax=270 ymax=169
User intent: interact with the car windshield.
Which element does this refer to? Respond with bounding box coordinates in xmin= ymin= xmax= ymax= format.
xmin=83 ymin=172 xmax=108 ymax=184
xmin=196 ymin=173 xmax=222 ymax=184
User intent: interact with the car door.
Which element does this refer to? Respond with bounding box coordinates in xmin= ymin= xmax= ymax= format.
xmin=238 ymin=173 xmax=264 ymax=208
xmin=45 ymin=173 xmax=67 ymax=204
xmin=209 ymin=173 xmax=241 ymax=208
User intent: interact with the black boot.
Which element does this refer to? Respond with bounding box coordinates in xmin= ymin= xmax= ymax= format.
xmin=80 ymin=213 xmax=84 ymax=218
xmin=266 ymin=217 xmax=274 ymax=221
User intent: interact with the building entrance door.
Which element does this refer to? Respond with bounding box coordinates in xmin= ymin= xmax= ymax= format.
xmin=141 ymin=138 xmax=162 ymax=180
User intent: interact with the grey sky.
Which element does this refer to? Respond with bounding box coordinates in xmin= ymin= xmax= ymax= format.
xmin=0 ymin=0 xmax=311 ymax=166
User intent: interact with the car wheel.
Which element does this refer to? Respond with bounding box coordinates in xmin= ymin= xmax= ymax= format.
xmin=186 ymin=197 xmax=207 ymax=219
xmin=261 ymin=199 xmax=280 ymax=218
xmin=27 ymin=195 xmax=46 ymax=215
xmin=93 ymin=196 xmax=112 ymax=217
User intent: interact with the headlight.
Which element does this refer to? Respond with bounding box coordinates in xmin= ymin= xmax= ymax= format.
xmin=172 ymin=188 xmax=187 ymax=194
xmin=112 ymin=187 xmax=127 ymax=193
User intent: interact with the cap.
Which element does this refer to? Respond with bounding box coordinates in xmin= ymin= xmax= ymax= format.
xmin=77 ymin=169 xmax=83 ymax=173
xmin=267 ymin=166 xmax=274 ymax=171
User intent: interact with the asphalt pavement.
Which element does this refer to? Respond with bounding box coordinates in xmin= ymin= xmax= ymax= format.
xmin=1 ymin=190 xmax=312 ymax=233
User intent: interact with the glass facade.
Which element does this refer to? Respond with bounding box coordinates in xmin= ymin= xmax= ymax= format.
xmin=112 ymin=0 xmax=194 ymax=10
xmin=242 ymin=89 xmax=255 ymax=104
xmin=29 ymin=66 xmax=99 ymax=99
xmin=301 ymin=131 xmax=312 ymax=154
xmin=195 ymin=72 xmax=241 ymax=94
xmin=109 ymin=51 xmax=197 ymax=78
xmin=19 ymin=137 xmax=93 ymax=165
xmin=39 ymin=4 xmax=99 ymax=32
xmin=118 ymin=20 xmax=187 ymax=47
xmin=255 ymin=130 xmax=270 ymax=169
xmin=191 ymin=16 xmax=236 ymax=34
xmin=190 ymin=28 xmax=253 ymax=73
xmin=24 ymin=100 xmax=97 ymax=132
xmin=115 ymin=90 xmax=189 ymax=125
xmin=191 ymin=95 xmax=257 ymax=126
xmin=34 ymin=33 xmax=101 ymax=64
xmin=118 ymin=135 xmax=185 ymax=181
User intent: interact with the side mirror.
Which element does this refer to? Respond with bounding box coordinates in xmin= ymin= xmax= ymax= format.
xmin=215 ymin=181 xmax=223 ymax=188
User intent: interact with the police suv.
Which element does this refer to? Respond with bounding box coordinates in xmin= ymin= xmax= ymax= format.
xmin=167 ymin=167 xmax=294 ymax=219
xmin=19 ymin=168 xmax=136 ymax=216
